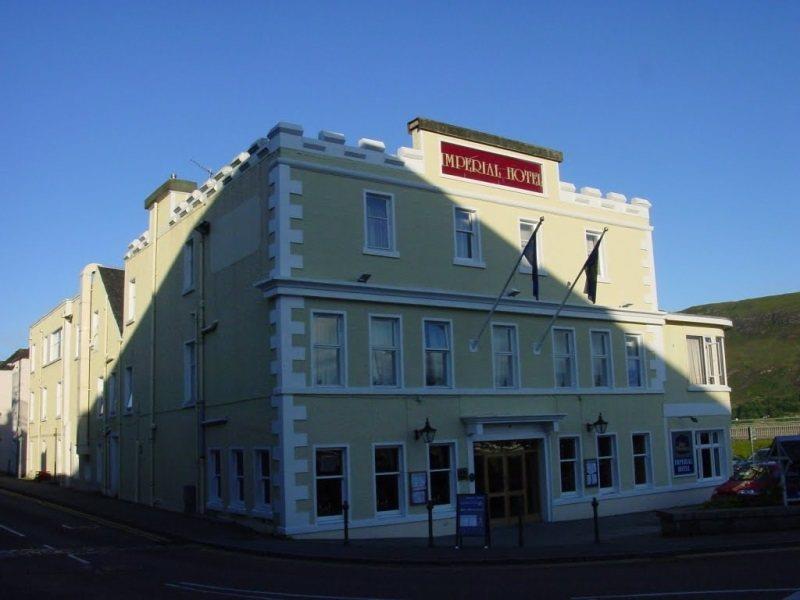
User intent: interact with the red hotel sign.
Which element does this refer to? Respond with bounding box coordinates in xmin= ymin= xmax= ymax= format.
xmin=440 ymin=141 xmax=544 ymax=193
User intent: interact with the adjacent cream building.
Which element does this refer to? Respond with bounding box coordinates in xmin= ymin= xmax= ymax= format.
xmin=23 ymin=118 xmax=731 ymax=539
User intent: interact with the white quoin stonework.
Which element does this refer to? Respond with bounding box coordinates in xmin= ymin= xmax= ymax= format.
xmin=267 ymin=164 xmax=304 ymax=280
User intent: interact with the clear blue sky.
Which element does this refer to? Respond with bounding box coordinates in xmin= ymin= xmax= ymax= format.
xmin=1 ymin=1 xmax=798 ymax=353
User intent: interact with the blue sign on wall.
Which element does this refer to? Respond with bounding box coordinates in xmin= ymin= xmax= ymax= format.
xmin=672 ymin=431 xmax=695 ymax=476
xmin=457 ymin=493 xmax=486 ymax=537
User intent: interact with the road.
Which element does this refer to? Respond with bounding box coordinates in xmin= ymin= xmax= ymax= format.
xmin=1 ymin=488 xmax=800 ymax=599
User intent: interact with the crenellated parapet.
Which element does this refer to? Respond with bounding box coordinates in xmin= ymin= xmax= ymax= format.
xmin=558 ymin=182 xmax=652 ymax=220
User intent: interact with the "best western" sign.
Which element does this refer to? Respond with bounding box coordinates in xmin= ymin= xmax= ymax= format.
xmin=440 ymin=141 xmax=544 ymax=194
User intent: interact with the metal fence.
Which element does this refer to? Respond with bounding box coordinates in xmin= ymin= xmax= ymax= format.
xmin=730 ymin=422 xmax=800 ymax=441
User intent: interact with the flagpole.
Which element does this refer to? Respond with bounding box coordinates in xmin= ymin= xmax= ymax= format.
xmin=532 ymin=227 xmax=607 ymax=355
xmin=469 ymin=217 xmax=544 ymax=352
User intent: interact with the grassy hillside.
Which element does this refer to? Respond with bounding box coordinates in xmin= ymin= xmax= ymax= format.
xmin=683 ymin=292 xmax=800 ymax=418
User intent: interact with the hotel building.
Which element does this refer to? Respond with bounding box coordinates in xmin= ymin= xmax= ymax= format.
xmin=25 ymin=118 xmax=731 ymax=538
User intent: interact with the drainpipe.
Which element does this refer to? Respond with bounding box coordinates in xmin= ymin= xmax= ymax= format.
xmin=194 ymin=220 xmax=210 ymax=513
xmin=148 ymin=198 xmax=160 ymax=506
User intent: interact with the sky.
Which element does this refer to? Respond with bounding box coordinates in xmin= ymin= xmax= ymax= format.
xmin=1 ymin=1 xmax=798 ymax=353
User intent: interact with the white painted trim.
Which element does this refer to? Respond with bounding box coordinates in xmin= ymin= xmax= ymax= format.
xmin=227 ymin=447 xmax=247 ymax=511
xmin=274 ymin=158 xmax=653 ymax=232
xmin=664 ymin=403 xmax=731 ymax=417
xmin=665 ymin=313 xmax=732 ymax=328
xmin=490 ymin=322 xmax=520 ymax=389
xmin=370 ymin=441 xmax=407 ymax=518
xmin=588 ymin=328 xmax=614 ymax=389
xmin=553 ymin=477 xmax=720 ymax=506
xmin=687 ymin=384 xmax=732 ymax=393
xmin=630 ymin=430 xmax=654 ymax=489
xmin=309 ymin=310 xmax=347 ymax=388
xmin=624 ymin=332 xmax=647 ymax=389
xmin=206 ymin=447 xmax=223 ymax=507
xmin=256 ymin=278 xmax=668 ymax=325
xmin=426 ymin=439 xmax=458 ymax=512
xmin=312 ymin=444 xmax=350 ymax=523
xmin=584 ymin=227 xmax=609 ymax=282
xmin=278 ymin=384 xmax=664 ymax=397
xmin=362 ymin=189 xmax=398 ymax=256
xmin=251 ymin=447 xmax=273 ymax=517
xmin=551 ymin=326 xmax=578 ymax=389
xmin=421 ymin=318 xmax=455 ymax=388
xmin=556 ymin=434 xmax=583 ymax=497
xmin=518 ymin=216 xmax=546 ymax=275
xmin=451 ymin=205 xmax=483 ymax=266
xmin=367 ymin=313 xmax=404 ymax=388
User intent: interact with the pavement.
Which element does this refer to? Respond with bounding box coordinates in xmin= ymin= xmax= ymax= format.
xmin=1 ymin=474 xmax=799 ymax=566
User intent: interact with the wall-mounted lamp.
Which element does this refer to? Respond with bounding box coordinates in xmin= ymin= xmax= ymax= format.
xmin=507 ymin=288 xmax=520 ymax=297
xmin=357 ymin=273 xmax=371 ymax=283
xmin=414 ymin=418 xmax=437 ymax=444
xmin=585 ymin=413 xmax=609 ymax=434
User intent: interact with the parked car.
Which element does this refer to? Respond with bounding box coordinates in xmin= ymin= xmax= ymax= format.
xmin=711 ymin=462 xmax=782 ymax=503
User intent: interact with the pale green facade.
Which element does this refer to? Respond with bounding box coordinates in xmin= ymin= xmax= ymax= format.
xmin=26 ymin=118 xmax=732 ymax=539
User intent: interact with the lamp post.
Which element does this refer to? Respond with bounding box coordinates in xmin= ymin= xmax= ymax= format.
xmin=415 ymin=418 xmax=437 ymax=547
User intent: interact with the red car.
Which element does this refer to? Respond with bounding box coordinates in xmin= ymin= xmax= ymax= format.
xmin=711 ymin=462 xmax=782 ymax=502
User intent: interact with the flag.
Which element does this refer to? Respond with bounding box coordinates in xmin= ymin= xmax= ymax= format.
xmin=522 ymin=231 xmax=539 ymax=300
xmin=584 ymin=239 xmax=601 ymax=304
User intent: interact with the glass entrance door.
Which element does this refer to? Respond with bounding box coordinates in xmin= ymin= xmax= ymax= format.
xmin=474 ymin=440 xmax=541 ymax=524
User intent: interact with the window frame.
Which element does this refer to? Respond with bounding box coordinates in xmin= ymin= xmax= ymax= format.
xmin=427 ymin=441 xmax=456 ymax=510
xmin=56 ymin=380 xmax=63 ymax=420
xmin=686 ymin=335 xmax=728 ymax=387
xmin=310 ymin=311 xmax=347 ymax=388
xmin=108 ymin=372 xmax=117 ymax=417
xmin=452 ymin=206 xmax=484 ymax=267
xmin=372 ymin=442 xmax=405 ymax=517
xmin=182 ymin=237 xmax=196 ymax=294
xmin=491 ymin=322 xmax=519 ymax=389
xmin=596 ymin=433 xmax=618 ymax=493
xmin=123 ymin=366 xmax=134 ymax=413
xmin=228 ymin=448 xmax=246 ymax=512
xmin=127 ymin=278 xmax=136 ymax=324
xmin=252 ymin=447 xmax=272 ymax=515
xmin=631 ymin=431 xmax=652 ymax=488
xmin=368 ymin=314 xmax=403 ymax=388
xmin=552 ymin=327 xmax=578 ymax=389
xmin=625 ymin=333 xmax=646 ymax=388
xmin=589 ymin=329 xmax=613 ymax=389
xmin=49 ymin=328 xmax=63 ymax=363
xmin=41 ymin=387 xmax=47 ymax=421
xmin=183 ymin=339 xmax=197 ymax=406
xmin=584 ymin=229 xmax=608 ymax=281
xmin=96 ymin=376 xmax=104 ymax=418
xmin=518 ymin=217 xmax=545 ymax=275
xmin=558 ymin=435 xmax=582 ymax=497
xmin=695 ymin=429 xmax=725 ymax=481
xmin=313 ymin=445 xmax=349 ymax=522
xmin=422 ymin=318 xmax=454 ymax=388
xmin=207 ymin=448 xmax=223 ymax=508
xmin=362 ymin=190 xmax=399 ymax=258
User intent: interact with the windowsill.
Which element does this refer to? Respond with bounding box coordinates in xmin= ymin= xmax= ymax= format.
xmin=227 ymin=502 xmax=247 ymax=515
xmin=424 ymin=384 xmax=454 ymax=389
xmin=494 ymin=385 xmax=519 ymax=391
xmin=206 ymin=500 xmax=223 ymax=511
xmin=317 ymin=514 xmax=344 ymax=524
xmin=598 ymin=487 xmax=618 ymax=495
xmin=312 ymin=383 xmax=346 ymax=389
xmin=126 ymin=319 xmax=135 ymax=326
xmin=43 ymin=358 xmax=62 ymax=368
xmin=598 ymin=277 xmax=611 ymax=284
xmin=376 ymin=510 xmax=403 ymax=519
xmin=432 ymin=504 xmax=455 ymax=514
xmin=687 ymin=384 xmax=731 ymax=392
xmin=371 ymin=383 xmax=401 ymax=390
xmin=591 ymin=385 xmax=613 ymax=391
xmin=559 ymin=491 xmax=582 ymax=499
xmin=182 ymin=401 xmax=196 ymax=409
xmin=555 ymin=385 xmax=578 ymax=390
xmin=182 ymin=287 xmax=195 ymax=297
xmin=452 ymin=258 xmax=486 ymax=269
xmin=252 ymin=505 xmax=273 ymax=519
xmin=363 ymin=247 xmax=400 ymax=259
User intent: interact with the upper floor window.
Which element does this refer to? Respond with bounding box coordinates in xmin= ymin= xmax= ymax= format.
xmin=363 ymin=192 xmax=396 ymax=255
xmin=183 ymin=238 xmax=195 ymax=293
xmin=49 ymin=328 xmax=62 ymax=362
xmin=74 ymin=325 xmax=80 ymax=359
xmin=625 ymin=334 xmax=645 ymax=387
xmin=590 ymin=331 xmax=612 ymax=388
xmin=90 ymin=311 xmax=99 ymax=349
xmin=585 ymin=230 xmax=606 ymax=279
xmin=312 ymin=313 xmax=345 ymax=386
xmin=127 ymin=279 xmax=136 ymax=323
xmin=369 ymin=316 xmax=400 ymax=387
xmin=686 ymin=336 xmax=726 ymax=386
xmin=96 ymin=376 xmax=104 ymax=417
xmin=183 ymin=340 xmax=197 ymax=406
xmin=30 ymin=344 xmax=35 ymax=372
xmin=424 ymin=320 xmax=452 ymax=387
xmin=108 ymin=373 xmax=117 ymax=417
xmin=492 ymin=324 xmax=518 ymax=388
xmin=123 ymin=366 xmax=134 ymax=412
xmin=453 ymin=208 xmax=482 ymax=265
xmin=29 ymin=391 xmax=35 ymax=423
xmin=519 ymin=218 xmax=543 ymax=273
xmin=41 ymin=387 xmax=47 ymax=421
xmin=552 ymin=328 xmax=577 ymax=388
xmin=56 ymin=381 xmax=63 ymax=419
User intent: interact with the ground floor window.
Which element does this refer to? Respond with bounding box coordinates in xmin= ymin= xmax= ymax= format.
xmin=559 ymin=437 xmax=580 ymax=494
xmin=696 ymin=430 xmax=723 ymax=480
xmin=230 ymin=449 xmax=245 ymax=507
xmin=597 ymin=435 xmax=617 ymax=491
xmin=428 ymin=443 xmax=454 ymax=506
xmin=632 ymin=433 xmax=651 ymax=486
xmin=374 ymin=446 xmax=402 ymax=513
xmin=254 ymin=449 xmax=271 ymax=509
xmin=208 ymin=449 xmax=221 ymax=505
xmin=316 ymin=447 xmax=347 ymax=518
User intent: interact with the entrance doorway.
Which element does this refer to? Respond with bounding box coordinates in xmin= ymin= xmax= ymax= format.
xmin=473 ymin=440 xmax=542 ymax=523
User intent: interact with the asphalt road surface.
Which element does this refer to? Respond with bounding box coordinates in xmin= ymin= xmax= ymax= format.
xmin=1 ymin=488 xmax=800 ymax=599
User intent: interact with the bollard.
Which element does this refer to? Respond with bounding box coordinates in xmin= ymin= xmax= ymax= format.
xmin=426 ymin=499 xmax=434 ymax=548
xmin=517 ymin=510 xmax=524 ymax=547
xmin=343 ymin=500 xmax=350 ymax=545
xmin=591 ymin=497 xmax=599 ymax=543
